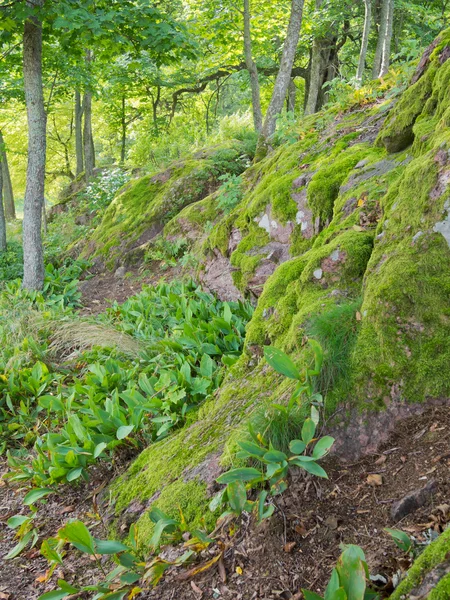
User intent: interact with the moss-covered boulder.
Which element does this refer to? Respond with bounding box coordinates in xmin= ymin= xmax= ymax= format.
xmin=389 ymin=528 xmax=450 ymax=599
xmin=82 ymin=142 xmax=253 ymax=269
xmin=106 ymin=31 xmax=450 ymax=546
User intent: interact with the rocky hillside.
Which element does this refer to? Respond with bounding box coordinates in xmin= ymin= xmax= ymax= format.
xmin=61 ymin=30 xmax=450 ymax=597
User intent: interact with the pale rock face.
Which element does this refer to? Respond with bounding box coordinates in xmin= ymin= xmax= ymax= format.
xmin=313 ymin=268 xmax=323 ymax=279
xmin=433 ymin=200 xmax=450 ymax=248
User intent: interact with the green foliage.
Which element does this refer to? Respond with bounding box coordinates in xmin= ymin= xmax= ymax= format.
xmin=0 ymin=240 xmax=23 ymax=282
xmin=302 ymin=544 xmax=378 ymax=600
xmin=212 ymin=342 xmax=334 ymax=521
xmin=385 ymin=528 xmax=413 ymax=554
xmin=3 ymin=280 xmax=253 ymax=485
xmin=216 ymin=173 xmax=244 ymax=213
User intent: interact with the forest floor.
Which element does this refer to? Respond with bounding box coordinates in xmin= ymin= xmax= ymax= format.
xmin=1 ymin=276 xmax=449 ymax=599
xmin=1 ymin=402 xmax=449 ymax=600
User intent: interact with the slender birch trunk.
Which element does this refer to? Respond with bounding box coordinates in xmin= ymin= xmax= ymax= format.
xmin=379 ymin=0 xmax=394 ymax=76
xmin=243 ymin=0 xmax=263 ymax=132
xmin=356 ymin=0 xmax=372 ymax=86
xmin=22 ymin=0 xmax=46 ymax=290
xmin=373 ymin=0 xmax=390 ymax=78
xmin=255 ymin=0 xmax=305 ymax=160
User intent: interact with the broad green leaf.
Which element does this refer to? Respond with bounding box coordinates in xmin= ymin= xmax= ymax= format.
xmin=291 ymin=459 xmax=328 ymax=479
xmin=24 ymin=487 xmax=53 ymax=506
xmin=94 ymin=538 xmax=129 ymax=555
xmin=66 ymin=467 xmax=83 ymax=482
xmin=37 ymin=591 xmax=70 ymax=600
xmin=227 ymin=481 xmax=247 ymax=513
xmin=301 ymin=418 xmax=316 ymax=445
xmin=58 ymin=521 xmax=95 ymax=555
xmin=5 ymin=531 xmax=33 ymax=559
xmin=263 ymin=346 xmax=301 ymax=380
xmin=238 ymin=440 xmax=266 ymax=458
xmin=40 ymin=539 xmax=63 ymax=564
xmin=217 ymin=467 xmax=262 ymax=484
xmin=312 ymin=436 xmax=335 ymax=459
xmin=289 ymin=439 xmax=306 ymax=454
xmin=263 ymin=449 xmax=288 ymax=463
xmin=7 ymin=514 xmax=30 ymax=529
xmin=324 ymin=568 xmax=340 ymax=600
xmin=116 ymin=425 xmax=134 ymax=440
xmin=302 ymin=591 xmax=324 ymax=600
xmin=385 ymin=528 xmax=412 ymax=553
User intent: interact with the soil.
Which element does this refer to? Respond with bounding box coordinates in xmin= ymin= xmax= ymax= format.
xmin=1 ymin=405 xmax=449 ymax=600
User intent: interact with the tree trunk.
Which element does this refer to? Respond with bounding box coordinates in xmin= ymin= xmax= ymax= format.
xmin=0 ymin=130 xmax=16 ymax=221
xmin=356 ymin=0 xmax=372 ymax=86
xmin=22 ymin=1 xmax=46 ymax=290
xmin=379 ymin=0 xmax=394 ymax=76
xmin=243 ymin=0 xmax=263 ymax=132
xmin=287 ymin=78 xmax=297 ymax=113
xmin=0 ymin=156 xmax=7 ymax=252
xmin=304 ymin=43 xmax=323 ymax=115
xmin=372 ymin=0 xmax=390 ymax=78
xmin=255 ymin=0 xmax=305 ymax=160
xmin=121 ymin=95 xmax=126 ymax=164
xmin=75 ymin=90 xmax=84 ymax=176
xmin=83 ymin=90 xmax=94 ymax=182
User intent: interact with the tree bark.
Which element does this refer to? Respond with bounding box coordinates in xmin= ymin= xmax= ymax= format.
xmin=83 ymin=50 xmax=95 ymax=182
xmin=287 ymin=78 xmax=297 ymax=113
xmin=356 ymin=0 xmax=372 ymax=86
xmin=75 ymin=90 xmax=84 ymax=176
xmin=379 ymin=0 xmax=394 ymax=76
xmin=83 ymin=89 xmax=94 ymax=182
xmin=0 ymin=130 xmax=16 ymax=221
xmin=243 ymin=0 xmax=263 ymax=132
xmin=255 ymin=0 xmax=305 ymax=160
xmin=0 ymin=155 xmax=7 ymax=252
xmin=373 ymin=0 xmax=391 ymax=78
xmin=22 ymin=0 xmax=46 ymax=290
xmin=121 ymin=95 xmax=126 ymax=164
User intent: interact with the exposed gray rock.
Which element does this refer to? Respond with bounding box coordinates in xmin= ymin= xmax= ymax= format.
xmin=433 ymin=199 xmax=450 ymax=248
xmin=114 ymin=266 xmax=127 ymax=279
xmin=391 ymin=479 xmax=438 ymax=522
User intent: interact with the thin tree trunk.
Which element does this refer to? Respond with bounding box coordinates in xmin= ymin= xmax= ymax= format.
xmin=243 ymin=0 xmax=263 ymax=132
xmin=0 ymin=156 xmax=6 ymax=252
xmin=304 ymin=42 xmax=323 ymax=115
xmin=75 ymin=90 xmax=84 ymax=176
xmin=356 ymin=0 xmax=372 ymax=86
xmin=379 ymin=0 xmax=394 ymax=76
xmin=255 ymin=0 xmax=305 ymax=160
xmin=372 ymin=0 xmax=390 ymax=78
xmin=0 ymin=130 xmax=16 ymax=221
xmin=83 ymin=90 xmax=94 ymax=182
xmin=22 ymin=0 xmax=46 ymax=290
xmin=120 ymin=95 xmax=126 ymax=164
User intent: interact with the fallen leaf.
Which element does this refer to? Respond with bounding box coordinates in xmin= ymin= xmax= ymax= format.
xmin=367 ymin=474 xmax=383 ymax=487
xmin=190 ymin=581 xmax=203 ymax=597
xmin=236 ymin=566 xmax=243 ymax=575
xmin=61 ymin=506 xmax=75 ymax=514
xmin=434 ymin=504 xmax=450 ymax=516
xmin=218 ymin=555 xmax=226 ymax=583
xmin=294 ymin=523 xmax=308 ymax=536
xmin=356 ymin=311 xmax=362 ymax=321
xmin=0 ymin=593 xmax=10 ymax=599
xmin=401 ymin=456 xmax=407 ymax=463
xmin=283 ymin=542 xmax=296 ymax=553
xmin=375 ymin=455 xmax=387 ymax=465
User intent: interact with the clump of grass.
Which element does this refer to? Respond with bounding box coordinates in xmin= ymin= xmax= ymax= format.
xmin=306 ymin=299 xmax=361 ymax=396
xmin=48 ymin=319 xmax=143 ymax=359
xmin=247 ymin=403 xmax=307 ymax=455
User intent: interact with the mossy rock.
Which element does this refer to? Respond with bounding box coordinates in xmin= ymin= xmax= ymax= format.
xmin=389 ymin=528 xmax=450 ymax=599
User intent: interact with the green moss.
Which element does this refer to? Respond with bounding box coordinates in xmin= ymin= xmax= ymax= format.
xmin=389 ymin=528 xmax=450 ymax=599
xmin=307 ymin=145 xmax=375 ymax=223
xmin=229 ymin=226 xmax=270 ymax=292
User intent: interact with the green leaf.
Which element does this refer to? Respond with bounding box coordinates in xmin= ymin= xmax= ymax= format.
xmin=200 ymin=353 xmax=214 ymax=378
xmin=291 ymin=459 xmax=328 ymax=479
xmin=116 ymin=425 xmax=134 ymax=440
xmin=337 ymin=546 xmax=367 ymax=600
xmin=94 ymin=442 xmax=108 ymax=458
xmin=24 ymin=487 xmax=53 ymax=506
xmin=289 ymin=439 xmax=306 ymax=454
xmin=41 ymin=539 xmax=63 ymax=564
xmin=37 ymin=591 xmax=70 ymax=600
xmin=324 ymin=568 xmax=340 ymax=600
xmin=58 ymin=521 xmax=96 ymax=555
xmin=312 ymin=436 xmax=335 ymax=459
xmin=5 ymin=531 xmax=33 ymax=559
xmin=7 ymin=514 xmax=30 ymax=529
xmin=66 ymin=467 xmax=84 ymax=482
xmin=227 ymin=481 xmax=247 ymax=513
xmin=385 ymin=528 xmax=412 ymax=553
xmin=301 ymin=418 xmax=316 ymax=445
xmin=238 ymin=440 xmax=266 ymax=458
xmin=217 ymin=467 xmax=262 ymax=484
xmin=94 ymin=538 xmax=129 ymax=555
xmin=263 ymin=449 xmax=288 ymax=463
xmin=263 ymin=346 xmax=301 ymax=380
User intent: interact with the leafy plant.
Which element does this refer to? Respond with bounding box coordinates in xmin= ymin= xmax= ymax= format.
xmin=216 ymin=173 xmax=244 ymax=213
xmin=302 ymin=544 xmax=379 ymax=600
xmin=385 ymin=528 xmax=414 ymax=554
